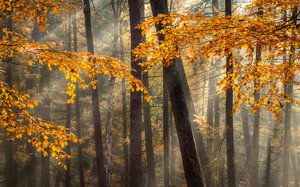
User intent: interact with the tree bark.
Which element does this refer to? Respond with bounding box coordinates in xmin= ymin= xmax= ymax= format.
xmin=241 ymin=104 xmax=255 ymax=187
xmin=72 ymin=10 xmax=85 ymax=187
xmin=2 ymin=15 xmax=18 ymax=187
xmin=65 ymin=15 xmax=72 ymax=187
xmin=163 ymin=67 xmax=170 ymax=187
xmin=82 ymin=0 xmax=107 ymax=186
xmin=128 ymin=0 xmax=144 ymax=186
xmin=105 ymin=76 xmax=115 ymax=184
xmin=41 ymin=98 xmax=51 ymax=187
xmin=252 ymin=44 xmax=261 ymax=187
xmin=225 ymin=0 xmax=236 ymax=186
xmin=282 ymin=44 xmax=295 ymax=187
xmin=149 ymin=1 xmax=204 ymax=186
xmin=142 ymin=72 xmax=157 ymax=187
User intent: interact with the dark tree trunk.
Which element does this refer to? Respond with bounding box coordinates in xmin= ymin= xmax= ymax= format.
xmin=72 ymin=10 xmax=85 ymax=187
xmin=143 ymin=72 xmax=157 ymax=187
xmin=2 ymin=15 xmax=18 ymax=187
xmin=149 ymin=1 xmax=204 ymax=186
xmin=128 ymin=0 xmax=144 ymax=186
xmin=177 ymin=54 xmax=210 ymax=186
xmin=163 ymin=68 xmax=170 ymax=187
xmin=122 ymin=78 xmax=129 ymax=187
xmin=225 ymin=0 xmax=236 ymax=186
xmin=82 ymin=0 xmax=107 ymax=186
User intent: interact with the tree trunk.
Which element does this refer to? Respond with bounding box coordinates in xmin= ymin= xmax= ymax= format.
xmin=122 ymin=77 xmax=129 ymax=187
xmin=163 ymin=67 xmax=169 ymax=187
xmin=282 ymin=45 xmax=295 ymax=187
xmin=105 ymin=20 xmax=118 ymax=184
xmin=143 ymin=72 xmax=157 ymax=187
xmin=82 ymin=0 xmax=107 ymax=186
xmin=241 ymin=104 xmax=255 ymax=187
xmin=120 ymin=20 xmax=129 ymax=187
xmin=105 ymin=76 xmax=115 ymax=184
xmin=128 ymin=0 xmax=144 ymax=186
xmin=149 ymin=1 xmax=204 ymax=186
xmin=170 ymin=108 xmax=176 ymax=186
xmin=225 ymin=0 xmax=236 ymax=186
xmin=2 ymin=15 xmax=18 ymax=187
xmin=41 ymin=98 xmax=51 ymax=187
xmin=65 ymin=15 xmax=72 ymax=187
xmin=206 ymin=65 xmax=215 ymax=160
xmin=72 ymin=10 xmax=85 ymax=187
xmin=252 ymin=44 xmax=261 ymax=187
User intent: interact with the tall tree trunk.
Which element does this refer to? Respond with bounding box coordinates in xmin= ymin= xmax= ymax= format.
xmin=41 ymin=98 xmax=51 ymax=187
xmin=282 ymin=43 xmax=295 ymax=187
xmin=291 ymin=137 xmax=299 ymax=187
xmin=163 ymin=68 xmax=169 ymax=187
xmin=252 ymin=44 xmax=261 ymax=187
xmin=265 ymin=125 xmax=272 ymax=187
xmin=128 ymin=0 xmax=144 ymax=186
xmin=206 ymin=66 xmax=215 ymax=160
xmin=177 ymin=49 xmax=210 ymax=186
xmin=149 ymin=1 xmax=204 ymax=186
xmin=105 ymin=76 xmax=115 ymax=184
xmin=82 ymin=0 xmax=107 ymax=186
xmin=214 ymin=90 xmax=225 ymax=187
xmin=65 ymin=15 xmax=72 ymax=187
xmin=169 ymin=108 xmax=176 ymax=186
xmin=120 ymin=21 xmax=129 ymax=187
xmin=241 ymin=104 xmax=255 ymax=187
xmin=225 ymin=0 xmax=236 ymax=186
xmin=72 ymin=10 xmax=85 ymax=187
xmin=122 ymin=77 xmax=129 ymax=187
xmin=282 ymin=7 xmax=297 ymax=187
xmin=105 ymin=20 xmax=118 ymax=184
xmin=2 ymin=15 xmax=18 ymax=187
xmin=143 ymin=71 xmax=157 ymax=187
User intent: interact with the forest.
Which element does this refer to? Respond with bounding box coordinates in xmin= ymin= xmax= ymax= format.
xmin=0 ymin=0 xmax=299 ymax=186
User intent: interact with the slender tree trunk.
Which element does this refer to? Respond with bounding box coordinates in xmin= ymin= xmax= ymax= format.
xmin=72 ymin=10 xmax=85 ymax=187
xmin=143 ymin=72 xmax=157 ymax=187
xmin=65 ymin=15 xmax=72 ymax=187
xmin=282 ymin=8 xmax=297 ymax=187
xmin=225 ymin=1 xmax=236 ymax=186
xmin=128 ymin=0 xmax=144 ymax=186
xmin=2 ymin=15 xmax=18 ymax=187
xmin=149 ymin=1 xmax=204 ymax=186
xmin=291 ymin=137 xmax=299 ymax=187
xmin=252 ymin=44 xmax=261 ymax=187
xmin=82 ymin=0 xmax=107 ymax=186
xmin=265 ymin=126 xmax=272 ymax=187
xmin=282 ymin=45 xmax=295 ymax=187
xmin=122 ymin=77 xmax=129 ymax=187
xmin=170 ymin=108 xmax=175 ymax=186
xmin=105 ymin=20 xmax=118 ymax=184
xmin=119 ymin=21 xmax=129 ymax=187
xmin=106 ymin=76 xmax=115 ymax=184
xmin=41 ymin=98 xmax=51 ymax=187
xmin=241 ymin=104 xmax=255 ymax=187
xmin=206 ymin=66 xmax=215 ymax=159
xmin=163 ymin=68 xmax=170 ymax=187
